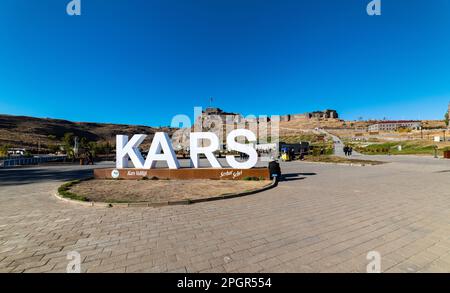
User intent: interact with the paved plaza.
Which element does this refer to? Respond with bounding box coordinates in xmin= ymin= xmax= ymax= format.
xmin=1 ymin=156 xmax=450 ymax=273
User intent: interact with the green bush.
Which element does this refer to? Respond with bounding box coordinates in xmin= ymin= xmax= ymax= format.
xmin=58 ymin=180 xmax=89 ymax=202
xmin=0 ymin=145 xmax=10 ymax=157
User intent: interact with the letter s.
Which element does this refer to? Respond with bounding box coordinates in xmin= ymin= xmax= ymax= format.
xmin=226 ymin=129 xmax=258 ymax=169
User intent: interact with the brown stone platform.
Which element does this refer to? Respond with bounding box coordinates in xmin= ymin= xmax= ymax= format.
xmin=93 ymin=168 xmax=270 ymax=180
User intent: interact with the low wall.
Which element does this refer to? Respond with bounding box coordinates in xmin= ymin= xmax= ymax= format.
xmin=94 ymin=168 xmax=271 ymax=180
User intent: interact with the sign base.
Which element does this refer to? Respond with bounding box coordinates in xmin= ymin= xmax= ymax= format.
xmin=94 ymin=168 xmax=271 ymax=180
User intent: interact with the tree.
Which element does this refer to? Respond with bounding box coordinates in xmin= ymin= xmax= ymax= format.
xmin=61 ymin=134 xmax=105 ymax=163
xmin=95 ymin=141 xmax=112 ymax=155
xmin=48 ymin=144 xmax=61 ymax=154
xmin=445 ymin=111 xmax=449 ymax=127
xmin=78 ymin=138 xmax=99 ymax=164
xmin=0 ymin=145 xmax=9 ymax=157
xmin=62 ymin=133 xmax=76 ymax=159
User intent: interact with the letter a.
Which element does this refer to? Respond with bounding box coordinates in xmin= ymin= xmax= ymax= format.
xmin=367 ymin=0 xmax=381 ymax=16
xmin=67 ymin=0 xmax=81 ymax=16
xmin=144 ymin=132 xmax=180 ymax=169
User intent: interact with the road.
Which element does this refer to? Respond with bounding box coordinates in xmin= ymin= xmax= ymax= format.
xmin=1 ymin=156 xmax=450 ymax=273
xmin=0 ymin=163 xmax=112 ymax=187
xmin=318 ymin=129 xmax=362 ymax=157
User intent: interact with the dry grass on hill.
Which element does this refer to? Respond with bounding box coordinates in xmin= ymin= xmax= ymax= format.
xmin=0 ymin=114 xmax=174 ymax=152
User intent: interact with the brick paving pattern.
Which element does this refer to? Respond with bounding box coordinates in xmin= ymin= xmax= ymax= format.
xmin=1 ymin=156 xmax=450 ymax=273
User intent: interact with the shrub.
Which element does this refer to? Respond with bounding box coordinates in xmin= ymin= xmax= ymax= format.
xmin=0 ymin=145 xmax=10 ymax=157
xmin=58 ymin=180 xmax=89 ymax=202
xmin=242 ymin=176 xmax=260 ymax=181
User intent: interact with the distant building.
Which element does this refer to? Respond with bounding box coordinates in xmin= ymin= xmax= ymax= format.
xmin=368 ymin=121 xmax=422 ymax=132
xmin=201 ymin=107 xmax=242 ymax=123
xmin=203 ymin=107 xmax=233 ymax=116
xmin=279 ymin=114 xmax=291 ymax=122
xmin=434 ymin=136 xmax=444 ymax=142
xmin=307 ymin=109 xmax=339 ymax=119
xmin=280 ymin=109 xmax=339 ymax=122
xmin=7 ymin=148 xmax=26 ymax=156
xmin=202 ymin=107 xmax=339 ymax=123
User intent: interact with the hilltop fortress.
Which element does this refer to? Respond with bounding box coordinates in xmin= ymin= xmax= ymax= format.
xmin=279 ymin=109 xmax=339 ymax=122
xmin=201 ymin=107 xmax=339 ymax=123
xmin=170 ymin=107 xmax=341 ymax=150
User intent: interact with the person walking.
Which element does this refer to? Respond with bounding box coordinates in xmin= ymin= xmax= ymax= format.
xmin=343 ymin=146 xmax=348 ymax=156
xmin=349 ymin=147 xmax=353 ymax=156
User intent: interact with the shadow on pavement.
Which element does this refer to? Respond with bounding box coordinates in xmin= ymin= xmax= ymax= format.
xmin=0 ymin=167 xmax=96 ymax=186
xmin=280 ymin=172 xmax=316 ymax=182
xmin=282 ymin=177 xmax=306 ymax=182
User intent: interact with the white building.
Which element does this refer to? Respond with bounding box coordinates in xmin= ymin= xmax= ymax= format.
xmin=7 ymin=148 xmax=26 ymax=156
xmin=368 ymin=121 xmax=422 ymax=132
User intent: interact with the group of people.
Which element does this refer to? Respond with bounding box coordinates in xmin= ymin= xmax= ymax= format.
xmin=239 ymin=152 xmax=251 ymax=160
xmin=343 ymin=146 xmax=353 ymax=156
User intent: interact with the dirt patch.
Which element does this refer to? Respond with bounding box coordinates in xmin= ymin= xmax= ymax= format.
xmin=68 ymin=179 xmax=272 ymax=203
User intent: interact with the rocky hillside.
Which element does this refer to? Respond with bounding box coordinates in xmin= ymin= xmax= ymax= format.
xmin=0 ymin=114 xmax=174 ymax=152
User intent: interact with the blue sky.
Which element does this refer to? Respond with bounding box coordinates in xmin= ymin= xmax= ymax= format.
xmin=0 ymin=0 xmax=450 ymax=126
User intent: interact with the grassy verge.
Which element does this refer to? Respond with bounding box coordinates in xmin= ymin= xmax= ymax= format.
xmin=57 ymin=180 xmax=89 ymax=202
xmin=303 ymin=155 xmax=385 ymax=165
xmin=354 ymin=141 xmax=443 ymax=156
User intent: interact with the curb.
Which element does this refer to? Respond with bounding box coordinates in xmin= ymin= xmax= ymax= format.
xmin=53 ymin=178 xmax=278 ymax=208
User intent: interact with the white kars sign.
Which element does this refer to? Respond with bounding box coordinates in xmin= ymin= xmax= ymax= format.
xmin=116 ymin=129 xmax=258 ymax=170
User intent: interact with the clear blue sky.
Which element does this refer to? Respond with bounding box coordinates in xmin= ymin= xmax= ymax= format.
xmin=1 ymin=0 xmax=450 ymax=126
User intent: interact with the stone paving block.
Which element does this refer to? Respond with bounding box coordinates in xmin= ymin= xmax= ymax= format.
xmin=2 ymin=158 xmax=450 ymax=273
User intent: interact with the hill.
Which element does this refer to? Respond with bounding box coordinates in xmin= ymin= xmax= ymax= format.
xmin=0 ymin=114 xmax=174 ymax=152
